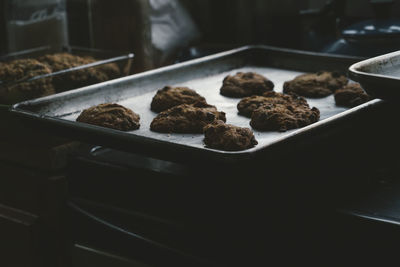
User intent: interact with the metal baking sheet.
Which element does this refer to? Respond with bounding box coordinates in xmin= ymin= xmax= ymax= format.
xmin=10 ymin=45 xmax=382 ymax=164
xmin=349 ymin=50 xmax=400 ymax=99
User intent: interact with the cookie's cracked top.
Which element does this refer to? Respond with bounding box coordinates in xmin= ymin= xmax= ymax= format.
xmin=334 ymin=83 xmax=371 ymax=107
xmin=203 ymin=120 xmax=258 ymax=151
xmin=76 ymin=103 xmax=140 ymax=131
xmin=220 ymin=72 xmax=274 ymax=98
xmin=237 ymin=91 xmax=307 ymax=117
xmin=150 ymin=102 xmax=226 ymax=133
xmin=283 ymin=71 xmax=348 ymax=98
xmin=250 ymin=102 xmax=320 ymax=132
xmin=151 ymin=86 xmax=207 ymax=112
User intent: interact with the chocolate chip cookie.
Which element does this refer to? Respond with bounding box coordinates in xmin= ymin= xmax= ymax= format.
xmin=283 ymin=71 xmax=348 ymax=98
xmin=250 ymin=102 xmax=320 ymax=132
xmin=0 ymin=59 xmax=55 ymax=104
xmin=150 ymin=102 xmax=226 ymax=133
xmin=150 ymin=86 xmax=207 ymax=112
xmin=237 ymin=91 xmax=308 ymax=117
xmin=203 ymin=120 xmax=258 ymax=151
xmin=334 ymin=83 xmax=371 ymax=107
xmin=220 ymin=72 xmax=274 ymax=98
xmin=76 ymin=103 xmax=140 ymax=131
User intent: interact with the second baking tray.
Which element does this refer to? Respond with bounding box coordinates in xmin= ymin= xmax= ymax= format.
xmin=0 ymin=45 xmax=134 ymax=104
xmin=349 ymin=50 xmax=400 ymax=99
xmin=10 ymin=45 xmax=381 ymax=164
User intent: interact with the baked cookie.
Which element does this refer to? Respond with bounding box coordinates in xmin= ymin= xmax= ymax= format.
xmin=150 ymin=86 xmax=206 ymax=112
xmin=283 ymin=71 xmax=348 ymax=98
xmin=334 ymin=83 xmax=371 ymax=107
xmin=80 ymin=55 xmax=121 ymax=79
xmin=220 ymin=72 xmax=274 ymax=98
xmin=250 ymin=103 xmax=320 ymax=132
xmin=237 ymin=91 xmax=307 ymax=117
xmin=0 ymin=59 xmax=55 ymax=104
xmin=38 ymin=53 xmax=120 ymax=92
xmin=150 ymin=102 xmax=226 ymax=133
xmin=76 ymin=103 xmax=140 ymax=131
xmin=203 ymin=120 xmax=258 ymax=151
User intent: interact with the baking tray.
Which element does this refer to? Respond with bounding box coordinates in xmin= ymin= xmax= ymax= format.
xmin=0 ymin=45 xmax=134 ymax=104
xmin=10 ymin=45 xmax=382 ymax=165
xmin=349 ymin=50 xmax=400 ymax=99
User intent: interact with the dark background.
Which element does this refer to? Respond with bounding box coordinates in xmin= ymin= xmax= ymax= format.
xmin=2 ymin=0 xmax=400 ymax=71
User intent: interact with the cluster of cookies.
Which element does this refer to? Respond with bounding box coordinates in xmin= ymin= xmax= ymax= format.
xmin=0 ymin=53 xmax=120 ymax=104
xmin=77 ymin=86 xmax=257 ymax=151
xmin=76 ymin=70 xmax=371 ymax=152
xmin=228 ymin=71 xmax=370 ymax=132
xmin=38 ymin=53 xmax=120 ymax=93
xmin=149 ymin=86 xmax=257 ymax=151
xmin=283 ymin=71 xmax=371 ymax=107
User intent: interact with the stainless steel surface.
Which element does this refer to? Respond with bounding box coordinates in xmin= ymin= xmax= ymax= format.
xmin=349 ymin=50 xmax=400 ymax=99
xmin=11 ymin=45 xmax=381 ymax=163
